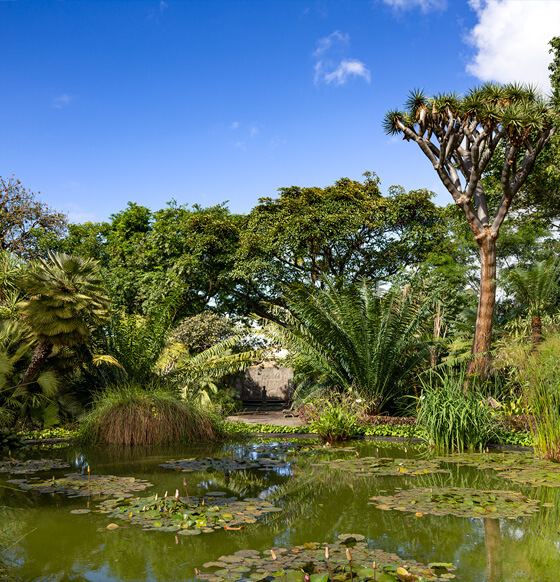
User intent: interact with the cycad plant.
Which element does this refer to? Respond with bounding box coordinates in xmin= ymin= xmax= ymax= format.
xmin=504 ymin=258 xmax=560 ymax=344
xmin=259 ymin=279 xmax=433 ymax=413
xmin=17 ymin=251 xmax=110 ymax=386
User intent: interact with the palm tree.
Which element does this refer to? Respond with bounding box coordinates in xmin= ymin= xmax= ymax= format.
xmin=17 ymin=251 xmax=109 ymax=386
xmin=259 ymin=279 xmax=433 ymax=413
xmin=504 ymin=258 xmax=560 ymax=344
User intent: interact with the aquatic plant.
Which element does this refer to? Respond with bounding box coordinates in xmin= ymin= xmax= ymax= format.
xmin=8 ymin=472 xmax=153 ymax=498
xmin=316 ymin=455 xmax=449 ymax=477
xmin=416 ymin=365 xmax=494 ymax=451
xmin=438 ymin=451 xmax=560 ymax=487
xmin=196 ymin=533 xmax=456 ymax=582
xmin=78 ymin=383 xmax=217 ymax=445
xmin=96 ymin=492 xmax=282 ymax=534
xmin=307 ymin=397 xmax=365 ymax=442
xmin=519 ymin=338 xmax=560 ymax=461
xmin=0 ymin=458 xmax=70 ymax=475
xmin=369 ymin=486 xmax=540 ymax=519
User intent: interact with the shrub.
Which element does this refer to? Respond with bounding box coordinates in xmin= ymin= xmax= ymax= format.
xmin=78 ymin=383 xmax=217 ymax=445
xmin=416 ymin=366 xmax=494 ymax=452
xmin=306 ymin=395 xmax=366 ymax=442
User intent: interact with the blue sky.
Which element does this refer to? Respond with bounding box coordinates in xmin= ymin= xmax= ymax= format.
xmin=1 ymin=0 xmax=558 ymax=223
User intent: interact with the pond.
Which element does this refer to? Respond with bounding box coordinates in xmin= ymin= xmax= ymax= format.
xmin=2 ymin=438 xmax=560 ymax=582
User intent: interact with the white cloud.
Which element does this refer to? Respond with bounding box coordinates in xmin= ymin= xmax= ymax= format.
xmin=53 ymin=93 xmax=73 ymax=108
xmin=313 ymin=32 xmax=370 ymax=86
xmin=231 ymin=121 xmax=240 ymax=129
xmin=466 ymin=0 xmax=560 ymax=93
xmin=322 ymin=59 xmax=371 ymax=86
xmin=250 ymin=126 xmax=259 ymax=138
xmin=382 ymin=0 xmax=446 ymax=10
xmin=313 ymin=30 xmax=348 ymax=57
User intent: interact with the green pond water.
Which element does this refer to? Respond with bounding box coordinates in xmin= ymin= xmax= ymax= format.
xmin=2 ymin=438 xmax=560 ymax=582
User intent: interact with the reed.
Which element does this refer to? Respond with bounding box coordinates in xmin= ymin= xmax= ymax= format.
xmin=416 ymin=365 xmax=494 ymax=452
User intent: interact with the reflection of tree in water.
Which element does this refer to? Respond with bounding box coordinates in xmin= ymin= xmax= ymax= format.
xmin=0 ymin=507 xmax=26 ymax=581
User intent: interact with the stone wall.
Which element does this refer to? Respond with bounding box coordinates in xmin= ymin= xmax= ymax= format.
xmin=235 ymin=366 xmax=294 ymax=403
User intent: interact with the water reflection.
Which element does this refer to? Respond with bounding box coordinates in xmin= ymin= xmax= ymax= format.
xmin=3 ymin=440 xmax=560 ymax=581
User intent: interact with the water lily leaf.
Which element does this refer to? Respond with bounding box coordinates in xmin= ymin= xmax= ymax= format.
xmin=0 ymin=458 xmax=70 ymax=474
xmin=96 ymin=492 xmax=281 ymax=534
xmin=195 ymin=535 xmax=453 ymax=582
xmin=369 ymin=487 xmax=540 ymax=519
xmin=8 ymin=473 xmax=153 ymax=498
xmin=316 ymin=457 xmax=449 ymax=478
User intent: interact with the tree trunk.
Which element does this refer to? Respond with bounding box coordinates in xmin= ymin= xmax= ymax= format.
xmin=468 ymin=233 xmax=497 ymax=378
xmin=21 ymin=340 xmax=53 ymax=385
xmin=531 ymin=315 xmax=543 ymax=345
xmin=484 ymin=518 xmax=502 ymax=582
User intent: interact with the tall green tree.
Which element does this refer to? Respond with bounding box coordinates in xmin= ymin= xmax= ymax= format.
xmin=0 ymin=176 xmax=67 ymax=259
xmin=234 ymin=173 xmax=445 ymax=311
xmin=17 ymin=252 xmax=110 ymax=386
xmin=385 ymin=83 xmax=556 ymax=374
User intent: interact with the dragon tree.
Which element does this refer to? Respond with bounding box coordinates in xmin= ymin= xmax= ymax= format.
xmin=384 ymin=83 xmax=556 ymax=374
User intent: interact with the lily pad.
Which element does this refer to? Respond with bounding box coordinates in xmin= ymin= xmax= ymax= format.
xmin=316 ymin=456 xmax=450 ymax=477
xmin=196 ymin=534 xmax=455 ymax=582
xmin=437 ymin=451 xmax=560 ymax=488
xmin=8 ymin=473 xmax=153 ymax=498
xmin=0 ymin=458 xmax=70 ymax=474
xmin=95 ymin=492 xmax=282 ymax=533
xmin=160 ymin=457 xmax=289 ymax=473
xmin=369 ymin=486 xmax=540 ymax=519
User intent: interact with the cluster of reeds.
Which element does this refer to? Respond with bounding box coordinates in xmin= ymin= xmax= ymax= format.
xmin=78 ymin=383 xmax=217 ymax=445
xmin=519 ymin=339 xmax=560 ymax=461
xmin=416 ymin=365 xmax=494 ymax=452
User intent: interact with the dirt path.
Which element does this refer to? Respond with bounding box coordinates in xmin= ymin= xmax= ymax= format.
xmin=226 ymin=410 xmax=306 ymax=427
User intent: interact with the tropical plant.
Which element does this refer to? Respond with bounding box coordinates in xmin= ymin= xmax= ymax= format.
xmin=0 ymin=319 xmax=71 ymax=428
xmin=306 ymin=395 xmax=366 ymax=442
xmin=78 ymin=383 xmax=218 ymax=445
xmin=503 ymin=258 xmax=560 ymax=343
xmin=259 ymin=278 xmax=433 ymax=413
xmin=416 ymin=365 xmax=495 ymax=451
xmin=384 ymin=81 xmax=556 ymax=375
xmin=157 ymin=335 xmax=260 ymax=406
xmin=17 ymin=251 xmax=109 ymax=386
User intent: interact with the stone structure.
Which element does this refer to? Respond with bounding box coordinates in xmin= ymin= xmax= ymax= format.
xmin=235 ymin=365 xmax=294 ymax=405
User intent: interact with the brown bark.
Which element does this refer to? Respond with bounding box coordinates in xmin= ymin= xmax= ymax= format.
xmin=468 ymin=232 xmax=497 ymax=378
xmin=531 ymin=316 xmax=543 ymax=345
xmin=484 ymin=518 xmax=502 ymax=582
xmin=21 ymin=340 xmax=53 ymax=385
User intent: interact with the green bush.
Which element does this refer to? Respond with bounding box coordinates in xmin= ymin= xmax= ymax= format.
xmin=416 ymin=366 xmax=495 ymax=452
xmin=305 ymin=396 xmax=366 ymax=442
xmin=78 ymin=383 xmax=217 ymax=445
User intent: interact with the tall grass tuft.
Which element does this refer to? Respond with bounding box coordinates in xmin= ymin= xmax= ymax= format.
xmin=78 ymin=383 xmax=217 ymax=445
xmin=520 ymin=337 xmax=560 ymax=461
xmin=416 ymin=366 xmax=494 ymax=452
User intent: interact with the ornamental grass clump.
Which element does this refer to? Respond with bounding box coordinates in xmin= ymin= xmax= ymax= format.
xmin=520 ymin=337 xmax=560 ymax=462
xmin=416 ymin=366 xmax=494 ymax=452
xmin=78 ymin=383 xmax=216 ymax=445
